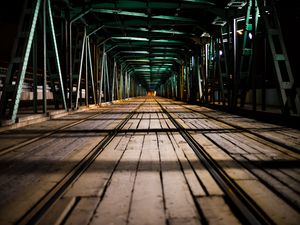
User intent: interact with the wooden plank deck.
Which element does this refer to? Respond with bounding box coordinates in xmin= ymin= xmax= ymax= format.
xmin=0 ymin=97 xmax=299 ymax=225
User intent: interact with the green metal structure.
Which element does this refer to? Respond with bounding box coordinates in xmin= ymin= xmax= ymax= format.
xmin=0 ymin=0 xmax=299 ymax=124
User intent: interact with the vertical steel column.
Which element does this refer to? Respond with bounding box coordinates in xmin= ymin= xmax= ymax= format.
xmin=75 ymin=27 xmax=86 ymax=108
xmin=196 ymin=55 xmax=203 ymax=101
xmin=216 ymin=38 xmax=225 ymax=105
xmin=112 ymin=60 xmax=116 ymax=101
xmin=85 ymin=35 xmax=88 ymax=106
xmin=97 ymin=49 xmax=101 ymax=103
xmin=48 ymin=0 xmax=67 ymax=110
xmin=116 ymin=64 xmax=119 ymax=100
xmin=204 ymin=43 xmax=209 ymax=103
xmin=262 ymin=33 xmax=267 ymax=111
xmin=64 ymin=13 xmax=69 ymax=108
xmin=186 ymin=63 xmax=190 ymax=101
xmin=69 ymin=9 xmax=92 ymax=109
xmin=69 ymin=20 xmax=73 ymax=108
xmin=33 ymin=30 xmax=38 ymax=113
xmin=95 ymin=46 xmax=98 ymax=104
xmin=124 ymin=70 xmax=128 ymax=99
xmin=105 ymin=56 xmax=110 ymax=101
xmin=127 ymin=74 xmax=131 ymax=98
xmin=251 ymin=1 xmax=257 ymax=111
xmin=119 ymin=65 xmax=123 ymax=99
xmin=99 ymin=45 xmax=105 ymax=104
xmin=43 ymin=0 xmax=47 ymax=113
xmin=87 ymin=38 xmax=96 ymax=104
xmin=232 ymin=18 xmax=238 ymax=108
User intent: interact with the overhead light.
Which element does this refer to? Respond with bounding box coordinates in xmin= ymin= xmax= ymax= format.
xmin=237 ymin=29 xmax=243 ymax=35
xmin=248 ymin=32 xmax=253 ymax=39
xmin=151 ymin=39 xmax=183 ymax=44
xmin=151 ymin=29 xmax=185 ymax=35
xmin=201 ymin=32 xmax=210 ymax=38
xmin=226 ymin=0 xmax=247 ymax=9
xmin=126 ymin=59 xmax=150 ymax=62
xmin=212 ymin=17 xmax=226 ymax=26
xmin=121 ymin=51 xmax=149 ymax=54
xmin=93 ymin=9 xmax=147 ymax=18
xmin=112 ymin=37 xmax=149 ymax=41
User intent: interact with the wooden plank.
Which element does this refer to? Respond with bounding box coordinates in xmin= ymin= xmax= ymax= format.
xmin=143 ymin=113 xmax=150 ymax=119
xmin=137 ymin=118 xmax=149 ymax=129
xmin=150 ymin=113 xmax=159 ymax=119
xmin=115 ymin=134 xmax=131 ymax=151
xmin=205 ymin=133 xmax=248 ymax=155
xmin=129 ymin=119 xmax=140 ymax=129
xmin=159 ymin=118 xmax=169 ymax=129
xmin=172 ymin=133 xmax=223 ymax=196
xmin=184 ymin=119 xmax=199 ymax=129
xmin=37 ymin=197 xmax=76 ymax=225
xmin=0 ymin=182 xmax=52 ymax=225
xmin=143 ymin=134 xmax=158 ymax=151
xmin=169 ymin=134 xmax=206 ymax=197
xmin=90 ymin=135 xmax=143 ymax=225
xmin=128 ymin=139 xmax=165 ymax=225
xmin=158 ymin=133 xmax=201 ymax=225
xmin=243 ymin=132 xmax=300 ymax=159
xmin=150 ymin=119 xmax=162 ymax=129
xmin=254 ymin=153 xmax=300 ymax=193
xmin=175 ymin=118 xmax=190 ymax=129
xmin=192 ymin=133 xmax=256 ymax=181
xmin=64 ymin=197 xmax=100 ymax=225
xmin=223 ymin=133 xmax=266 ymax=154
xmin=126 ymin=135 xmax=144 ymax=151
xmin=236 ymin=180 xmax=300 ymax=225
xmin=234 ymin=154 xmax=300 ymax=209
xmin=201 ymin=110 xmax=300 ymax=151
xmin=122 ymin=119 xmax=133 ymax=130
xmin=165 ymin=119 xmax=176 ymax=129
xmin=65 ymin=146 xmax=123 ymax=197
xmin=197 ymin=196 xmax=241 ymax=225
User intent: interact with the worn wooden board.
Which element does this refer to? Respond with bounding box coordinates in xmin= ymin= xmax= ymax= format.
xmin=236 ymin=179 xmax=300 ymax=225
xmin=192 ymin=133 xmax=256 ymax=181
xmin=169 ymin=134 xmax=206 ymax=197
xmin=197 ymin=196 xmax=241 ymax=225
xmin=172 ymin=133 xmax=224 ymax=196
xmin=128 ymin=136 xmax=165 ymax=225
xmin=90 ymin=135 xmax=143 ymax=225
xmin=64 ymin=197 xmax=99 ymax=225
xmin=158 ymin=133 xmax=201 ymax=225
xmin=37 ymin=197 xmax=76 ymax=225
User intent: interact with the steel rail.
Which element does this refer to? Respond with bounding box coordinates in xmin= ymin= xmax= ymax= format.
xmin=155 ymin=98 xmax=274 ymax=225
xmin=17 ymin=100 xmax=145 ymax=225
xmin=0 ymin=108 xmax=112 ymax=157
xmin=166 ymin=99 xmax=300 ymax=211
xmin=173 ymin=100 xmax=300 ymax=153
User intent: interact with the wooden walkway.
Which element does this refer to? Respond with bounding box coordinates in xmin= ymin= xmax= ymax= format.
xmin=0 ymin=97 xmax=299 ymax=225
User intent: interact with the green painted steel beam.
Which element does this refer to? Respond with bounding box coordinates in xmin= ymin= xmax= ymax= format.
xmin=88 ymin=1 xmax=214 ymax=9
xmin=101 ymin=26 xmax=190 ymax=36
xmin=104 ymin=19 xmax=197 ymax=27
xmin=112 ymin=36 xmax=149 ymax=41
xmin=92 ymin=8 xmax=196 ymax=22
xmin=10 ymin=0 xmax=42 ymax=122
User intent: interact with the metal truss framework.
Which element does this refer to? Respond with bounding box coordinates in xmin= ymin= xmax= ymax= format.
xmin=0 ymin=0 xmax=299 ymax=124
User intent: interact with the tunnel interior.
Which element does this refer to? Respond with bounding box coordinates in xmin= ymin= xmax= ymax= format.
xmin=0 ymin=0 xmax=299 ymax=125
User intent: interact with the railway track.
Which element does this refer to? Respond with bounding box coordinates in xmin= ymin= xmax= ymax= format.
xmin=16 ymin=99 xmax=145 ymax=225
xmin=155 ymin=98 xmax=274 ymax=225
xmin=1 ymin=97 xmax=298 ymax=225
xmin=158 ymin=99 xmax=300 ymax=212
xmin=172 ymin=99 xmax=300 ymax=153
xmin=0 ymin=110 xmax=106 ymax=156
